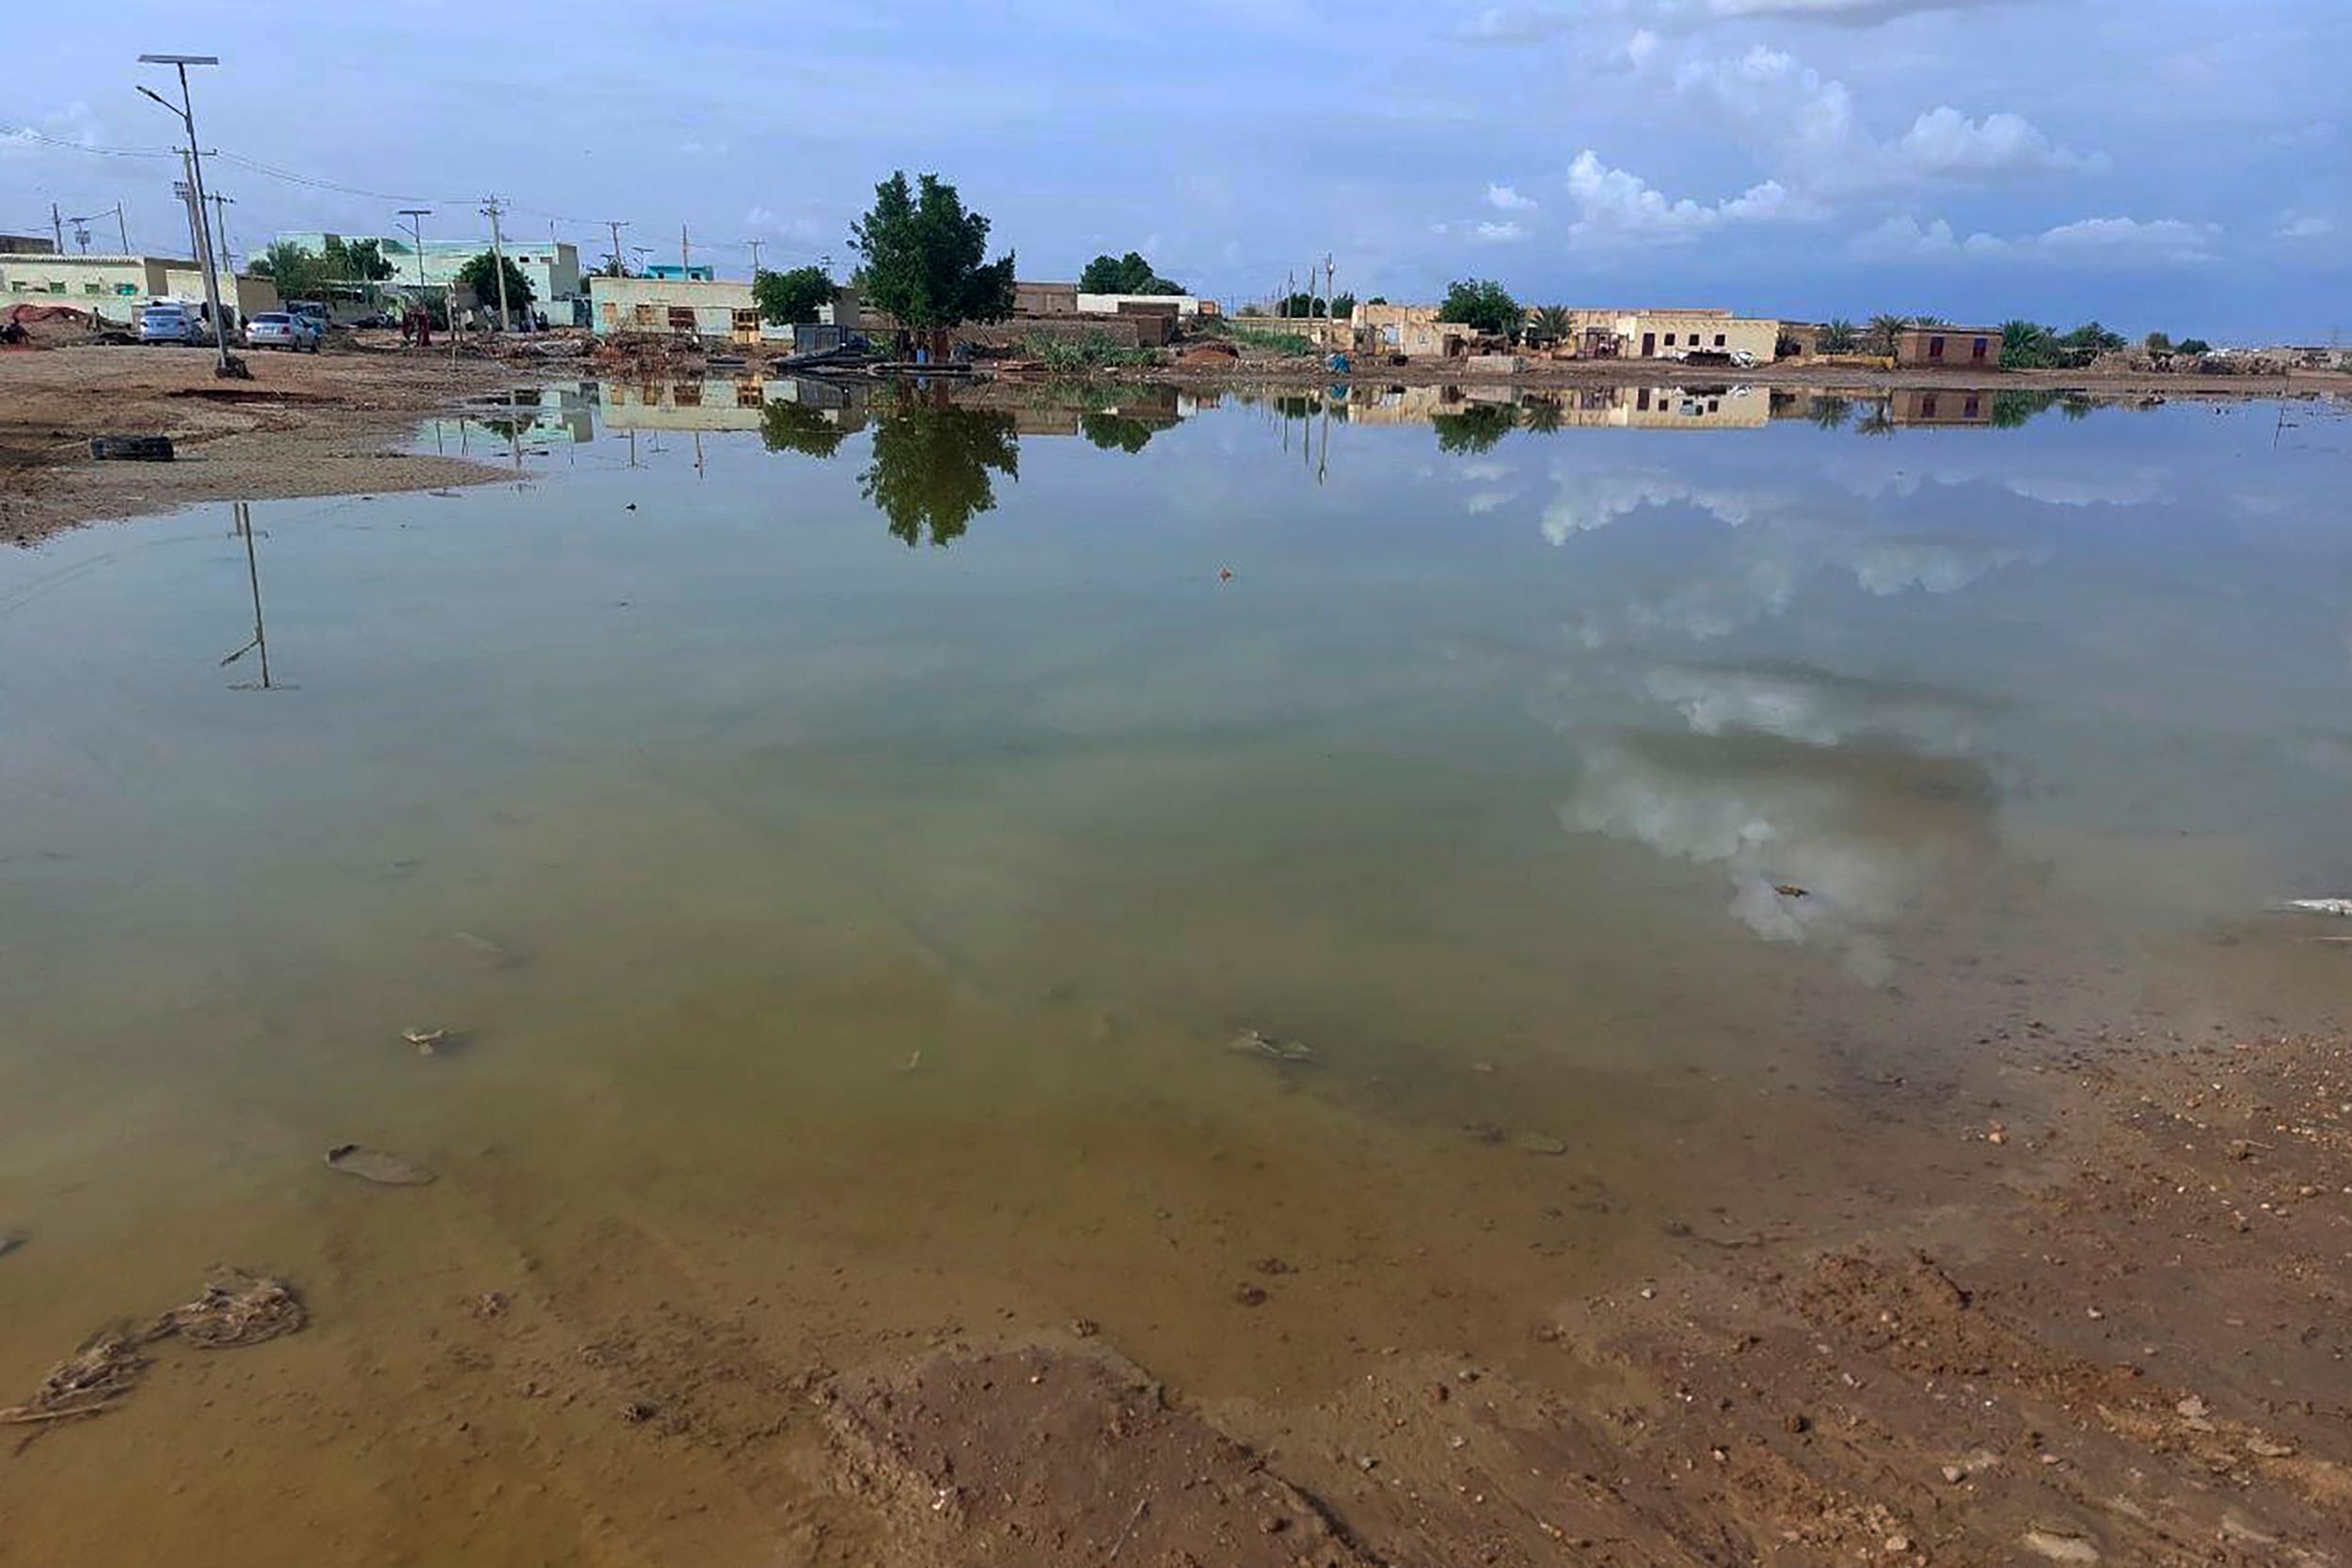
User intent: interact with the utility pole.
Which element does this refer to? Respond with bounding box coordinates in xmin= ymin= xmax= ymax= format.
xmin=51 ymin=201 xmax=63 ymax=253
xmin=208 ymin=191 xmax=235 ymax=270
xmin=480 ymin=195 xmax=512 ymax=331
xmin=603 ymin=219 xmax=628 ymax=277
xmin=114 ymin=202 xmax=129 ymax=252
xmin=746 ymin=238 xmax=762 ymax=277
xmin=679 ymin=222 xmax=690 ymax=276
xmin=173 ymin=164 xmax=202 ymax=268
xmin=72 ymin=221 xmax=90 ymax=254
xmin=137 ymin=54 xmax=233 ymax=376
xmin=396 ymin=208 xmax=432 ymax=286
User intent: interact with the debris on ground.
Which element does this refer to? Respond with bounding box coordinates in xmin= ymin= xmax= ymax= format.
xmin=0 ymin=1335 xmax=150 ymax=1429
xmin=1227 ymin=1027 xmax=1314 ymax=1064
xmin=404 ymin=1026 xmax=449 ymax=1055
xmin=87 ymin=435 xmax=174 ymax=462
xmin=0 ymin=1270 xmax=304 ymax=1434
xmin=326 ymin=1143 xmax=437 ymax=1186
xmin=150 ymin=1270 xmax=307 ymax=1348
xmin=0 ymin=1230 xmax=24 ymax=1260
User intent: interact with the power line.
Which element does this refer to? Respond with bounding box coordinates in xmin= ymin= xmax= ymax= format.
xmin=0 ymin=124 xmax=178 ymax=158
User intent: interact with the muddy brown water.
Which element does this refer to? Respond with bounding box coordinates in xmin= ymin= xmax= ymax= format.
xmin=0 ymin=381 xmax=2346 ymax=1563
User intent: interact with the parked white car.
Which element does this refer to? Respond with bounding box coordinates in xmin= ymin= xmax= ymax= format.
xmin=245 ymin=311 xmax=323 ymax=353
xmin=137 ymin=302 xmax=213 ymax=346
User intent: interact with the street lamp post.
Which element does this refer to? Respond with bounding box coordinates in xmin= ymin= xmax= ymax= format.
xmin=136 ymin=53 xmax=240 ymax=378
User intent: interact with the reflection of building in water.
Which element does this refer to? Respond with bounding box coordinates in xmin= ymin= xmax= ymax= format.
xmin=599 ymin=375 xmax=880 ymax=434
xmin=1565 ymin=385 xmax=1769 ymax=429
xmin=1885 ymin=387 xmax=1993 ymax=426
xmin=1342 ymin=382 xmax=1766 ymax=430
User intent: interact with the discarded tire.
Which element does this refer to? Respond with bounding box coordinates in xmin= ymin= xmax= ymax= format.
xmin=88 ymin=436 xmax=175 ymax=462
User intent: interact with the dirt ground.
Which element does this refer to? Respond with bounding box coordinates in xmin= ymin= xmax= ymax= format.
xmin=803 ymin=1026 xmax=2352 ymax=1567
xmin=0 ymin=341 xmax=548 ymax=546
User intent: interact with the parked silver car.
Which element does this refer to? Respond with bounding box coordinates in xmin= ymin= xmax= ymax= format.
xmin=245 ymin=311 xmax=324 ymax=353
xmin=137 ymin=302 xmax=213 ymax=346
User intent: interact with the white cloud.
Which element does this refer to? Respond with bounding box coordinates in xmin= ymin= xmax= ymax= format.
xmin=1644 ymin=664 xmax=1985 ymax=754
xmin=1671 ymin=47 xmax=2102 ymax=194
xmin=1851 ymin=212 xmax=2217 ymax=264
xmin=1892 ymin=106 xmax=2106 ymax=179
xmin=1473 ymin=219 xmax=1531 ymax=242
xmin=1562 ymin=150 xmax=1804 ymax=245
xmin=2277 ymin=214 xmax=2337 ymax=240
xmin=1485 ymin=182 xmax=1538 ymax=211
xmin=1455 ymin=0 xmax=2015 ymax=38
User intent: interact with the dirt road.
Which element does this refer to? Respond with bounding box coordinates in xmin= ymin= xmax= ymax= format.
xmin=0 ymin=343 xmax=545 ymax=545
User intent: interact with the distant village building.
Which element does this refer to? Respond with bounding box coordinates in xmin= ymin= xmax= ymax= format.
xmin=0 ymin=234 xmax=60 ymax=256
xmin=1558 ymin=309 xmax=1780 ymax=362
xmin=277 ymin=231 xmax=584 ymax=320
xmin=1892 ymin=325 xmax=1998 ymax=369
xmin=641 ymin=262 xmax=715 ymax=282
xmin=0 ymin=251 xmax=278 ymax=325
xmin=588 ymin=274 xmax=763 ymax=341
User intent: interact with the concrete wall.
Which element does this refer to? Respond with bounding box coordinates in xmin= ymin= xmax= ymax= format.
xmin=0 ymin=253 xmax=276 ymax=325
xmin=1014 ymin=281 xmax=1077 ymax=316
xmin=1894 ymin=326 xmax=1998 ymax=369
xmin=589 ymin=275 xmax=759 ymax=340
xmin=1078 ymin=292 xmax=1203 ymax=317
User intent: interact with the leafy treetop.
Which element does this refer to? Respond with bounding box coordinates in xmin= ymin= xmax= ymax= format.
xmin=754 ymin=264 xmax=835 ymax=326
xmin=455 ymin=251 xmax=535 ymax=310
xmin=1437 ymin=278 xmax=1522 ymax=339
xmin=850 ymin=171 xmax=1016 ymax=332
xmin=1078 ymin=250 xmax=1184 ymax=295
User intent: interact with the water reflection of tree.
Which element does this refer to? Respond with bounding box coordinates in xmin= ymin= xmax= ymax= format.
xmin=1431 ymin=402 xmax=1518 ymax=453
xmin=1518 ymin=394 xmax=1565 ymax=435
xmin=760 ymin=399 xmax=852 ymax=457
xmin=1854 ymin=401 xmax=1898 ymax=437
xmin=860 ymin=392 xmax=1019 ymax=547
xmin=1807 ymin=395 xmax=1853 ymax=430
xmin=1079 ymin=409 xmax=1162 ymax=452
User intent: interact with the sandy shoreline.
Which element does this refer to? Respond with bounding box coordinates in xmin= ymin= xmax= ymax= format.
xmin=0 ymin=343 xmax=548 ymax=546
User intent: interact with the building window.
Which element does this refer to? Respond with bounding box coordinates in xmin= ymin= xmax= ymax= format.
xmin=1663 ymin=333 xmax=1676 ymax=346
xmin=1971 ymin=337 xmax=1989 ymax=360
xmin=1963 ymin=395 xmax=1980 ymax=418
xmin=1713 ymin=333 xmax=1725 ymax=346
xmin=1928 ymin=334 xmax=1947 ymax=358
xmin=1921 ymin=394 xmax=1939 ymax=418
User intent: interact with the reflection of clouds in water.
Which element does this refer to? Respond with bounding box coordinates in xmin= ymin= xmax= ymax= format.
xmin=1564 ymin=734 xmax=1996 ymax=984
xmin=1540 ymin=467 xmax=1764 ymax=544
xmin=1829 ymin=460 xmax=2169 ymax=509
xmin=1465 ymin=489 xmax=1515 ymax=515
xmin=1645 ymin=664 xmax=1985 ymax=754
xmin=1538 ymin=466 xmax=2042 ymax=641
xmin=2296 ymin=730 xmax=2352 ymax=776
xmin=1454 ymin=457 xmax=1522 ymax=516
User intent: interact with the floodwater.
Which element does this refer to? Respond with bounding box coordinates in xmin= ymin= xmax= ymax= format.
xmin=1 ymin=377 xmax=2346 ymax=1563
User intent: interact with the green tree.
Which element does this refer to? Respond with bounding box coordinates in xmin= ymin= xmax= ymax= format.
xmin=859 ymin=394 xmax=1020 ymax=547
xmin=2143 ymin=329 xmax=2172 ymax=354
xmin=1437 ymin=278 xmax=1523 ymax=339
xmin=322 ymin=236 xmax=393 ymax=282
xmin=754 ymin=264 xmax=835 ymax=326
xmin=1366 ymin=295 xmax=1388 ymax=306
xmin=250 ymin=240 xmax=327 ymax=299
xmin=1865 ymin=313 xmax=1911 ymax=356
xmin=1279 ymin=292 xmax=1325 ymax=318
xmin=850 ymin=171 xmax=1016 ymax=334
xmin=1527 ymin=305 xmax=1572 ymax=345
xmin=1807 ymin=394 xmax=1854 ymax=430
xmin=2176 ymin=337 xmax=2211 ymax=356
xmin=2059 ymin=320 xmax=2124 ymax=354
xmin=759 ymin=401 xmax=851 ymax=458
xmin=1999 ymin=319 xmax=2061 ymax=369
xmin=1430 ymin=402 xmax=1517 ymax=453
xmin=1818 ymin=318 xmax=1861 ymax=354
xmin=1078 ymin=250 xmax=1184 ymax=294
xmin=1518 ymin=393 xmax=1564 ymax=435
xmin=455 ymin=251 xmax=534 ymax=312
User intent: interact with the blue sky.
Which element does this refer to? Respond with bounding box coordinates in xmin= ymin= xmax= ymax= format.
xmin=5 ymin=0 xmax=2344 ymax=340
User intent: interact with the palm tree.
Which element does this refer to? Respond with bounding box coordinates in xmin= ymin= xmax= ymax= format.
xmin=1807 ymin=394 xmax=1853 ymax=430
xmin=1529 ymin=305 xmax=1572 ymax=347
xmin=1866 ymin=313 xmax=1911 ymax=356
xmin=1855 ymin=400 xmax=1898 ymax=437
xmin=1818 ymin=318 xmax=1861 ymax=354
xmin=1518 ymin=393 xmax=1565 ymax=434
